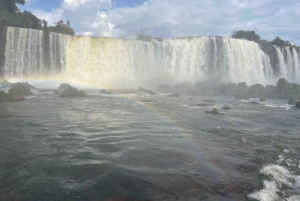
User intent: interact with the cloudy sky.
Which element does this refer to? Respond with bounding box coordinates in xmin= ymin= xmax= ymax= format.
xmin=21 ymin=0 xmax=300 ymax=45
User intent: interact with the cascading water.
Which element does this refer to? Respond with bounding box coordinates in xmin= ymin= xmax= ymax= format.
xmin=274 ymin=45 xmax=300 ymax=83
xmin=2 ymin=26 xmax=300 ymax=87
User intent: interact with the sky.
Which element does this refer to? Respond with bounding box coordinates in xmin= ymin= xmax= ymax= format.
xmin=21 ymin=0 xmax=300 ymax=45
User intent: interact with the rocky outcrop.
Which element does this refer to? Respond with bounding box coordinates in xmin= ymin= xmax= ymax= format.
xmin=206 ymin=108 xmax=221 ymax=115
xmin=22 ymin=82 xmax=35 ymax=89
xmin=259 ymin=98 xmax=266 ymax=102
xmin=157 ymin=84 xmax=170 ymax=93
xmin=138 ymin=87 xmax=157 ymax=95
xmin=296 ymin=101 xmax=300 ymax=109
xmin=58 ymin=83 xmax=72 ymax=90
xmin=9 ymin=83 xmax=33 ymax=96
xmin=0 ymin=90 xmax=25 ymax=101
xmin=171 ymin=82 xmax=198 ymax=96
xmin=59 ymin=86 xmax=86 ymax=97
xmin=288 ymin=98 xmax=296 ymax=105
xmin=99 ymin=89 xmax=115 ymax=95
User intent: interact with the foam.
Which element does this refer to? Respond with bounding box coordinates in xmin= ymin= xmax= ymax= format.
xmin=248 ymin=165 xmax=300 ymax=201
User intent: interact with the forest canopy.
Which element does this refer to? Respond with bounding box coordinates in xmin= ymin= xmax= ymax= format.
xmin=0 ymin=0 xmax=75 ymax=35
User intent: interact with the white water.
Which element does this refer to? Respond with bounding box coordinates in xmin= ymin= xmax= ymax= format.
xmin=6 ymin=27 xmax=299 ymax=87
xmin=274 ymin=46 xmax=300 ymax=83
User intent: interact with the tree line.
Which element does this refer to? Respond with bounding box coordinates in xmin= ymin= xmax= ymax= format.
xmin=232 ymin=30 xmax=299 ymax=50
xmin=0 ymin=0 xmax=75 ymax=35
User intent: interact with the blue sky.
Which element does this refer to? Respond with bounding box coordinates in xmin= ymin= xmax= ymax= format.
xmin=21 ymin=0 xmax=300 ymax=45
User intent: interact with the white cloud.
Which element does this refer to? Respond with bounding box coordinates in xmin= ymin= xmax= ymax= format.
xmin=32 ymin=9 xmax=64 ymax=25
xmin=30 ymin=0 xmax=300 ymax=45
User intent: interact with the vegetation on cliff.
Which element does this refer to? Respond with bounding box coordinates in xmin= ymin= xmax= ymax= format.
xmin=0 ymin=0 xmax=75 ymax=35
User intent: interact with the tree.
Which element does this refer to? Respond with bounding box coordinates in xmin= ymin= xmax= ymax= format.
xmin=272 ymin=36 xmax=291 ymax=47
xmin=42 ymin=20 xmax=48 ymax=28
xmin=232 ymin=30 xmax=261 ymax=42
xmin=3 ymin=0 xmax=25 ymax=13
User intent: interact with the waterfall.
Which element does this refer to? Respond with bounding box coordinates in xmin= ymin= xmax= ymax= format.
xmin=274 ymin=45 xmax=300 ymax=83
xmin=2 ymin=26 xmax=298 ymax=87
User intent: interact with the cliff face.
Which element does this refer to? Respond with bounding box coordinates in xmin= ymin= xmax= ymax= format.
xmin=0 ymin=26 xmax=6 ymax=79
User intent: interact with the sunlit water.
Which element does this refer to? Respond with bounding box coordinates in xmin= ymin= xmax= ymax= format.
xmin=0 ymin=90 xmax=299 ymax=201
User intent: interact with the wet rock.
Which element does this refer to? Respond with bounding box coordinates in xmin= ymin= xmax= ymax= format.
xmin=10 ymin=94 xmax=25 ymax=101
xmin=172 ymin=82 xmax=198 ymax=96
xmin=201 ymin=99 xmax=215 ymax=103
xmin=21 ymin=82 xmax=35 ymax=89
xmin=197 ymin=103 xmax=215 ymax=107
xmin=167 ymin=93 xmax=180 ymax=97
xmin=53 ymin=90 xmax=59 ymax=95
xmin=9 ymin=83 xmax=33 ymax=96
xmin=58 ymin=83 xmax=72 ymax=90
xmin=157 ymin=84 xmax=170 ymax=93
xmin=288 ymin=98 xmax=296 ymax=105
xmin=259 ymin=98 xmax=266 ymax=102
xmin=138 ymin=87 xmax=157 ymax=95
xmin=250 ymin=101 xmax=260 ymax=105
xmin=296 ymin=101 xmax=300 ymax=109
xmin=206 ymin=108 xmax=221 ymax=115
xmin=100 ymin=89 xmax=114 ymax=95
xmin=0 ymin=91 xmax=10 ymax=101
xmin=59 ymin=86 xmax=86 ymax=97
xmin=222 ymin=107 xmax=231 ymax=110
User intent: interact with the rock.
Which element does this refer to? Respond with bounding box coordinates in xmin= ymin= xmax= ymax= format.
xmin=99 ymin=89 xmax=114 ymax=95
xmin=157 ymin=84 xmax=170 ymax=93
xmin=0 ymin=105 xmax=13 ymax=119
xmin=53 ymin=90 xmax=59 ymax=95
xmin=222 ymin=107 xmax=231 ymax=110
xmin=172 ymin=82 xmax=198 ymax=96
xmin=138 ymin=87 xmax=157 ymax=95
xmin=206 ymin=108 xmax=221 ymax=115
xmin=189 ymin=97 xmax=193 ymax=100
xmin=21 ymin=82 xmax=35 ymax=89
xmin=0 ymin=80 xmax=12 ymax=89
xmin=9 ymin=83 xmax=33 ymax=96
xmin=296 ymin=101 xmax=300 ymax=109
xmin=288 ymin=98 xmax=296 ymax=105
xmin=196 ymin=103 xmax=215 ymax=107
xmin=259 ymin=98 xmax=266 ymax=102
xmin=10 ymin=94 xmax=25 ymax=101
xmin=0 ymin=91 xmax=10 ymax=101
xmin=167 ymin=93 xmax=180 ymax=97
xmin=250 ymin=101 xmax=260 ymax=105
xmin=58 ymin=83 xmax=72 ymax=90
xmin=201 ymin=99 xmax=215 ymax=103
xmin=59 ymin=86 xmax=86 ymax=97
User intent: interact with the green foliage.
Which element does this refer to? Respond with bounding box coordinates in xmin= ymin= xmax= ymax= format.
xmin=272 ymin=36 xmax=292 ymax=47
xmin=232 ymin=30 xmax=261 ymax=42
xmin=0 ymin=0 xmax=75 ymax=35
xmin=48 ymin=20 xmax=75 ymax=35
xmin=2 ymin=0 xmax=25 ymax=13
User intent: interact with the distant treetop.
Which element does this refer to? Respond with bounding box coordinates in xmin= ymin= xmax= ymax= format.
xmin=0 ymin=0 xmax=75 ymax=36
